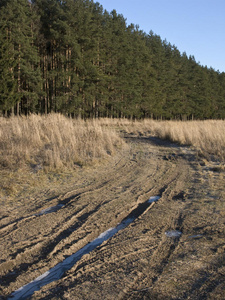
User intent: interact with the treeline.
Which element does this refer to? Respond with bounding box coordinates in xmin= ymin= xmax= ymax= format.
xmin=0 ymin=0 xmax=225 ymax=119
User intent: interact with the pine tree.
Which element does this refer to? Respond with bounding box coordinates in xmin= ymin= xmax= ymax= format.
xmin=0 ymin=20 xmax=18 ymax=115
xmin=1 ymin=0 xmax=224 ymax=119
xmin=0 ymin=0 xmax=42 ymax=115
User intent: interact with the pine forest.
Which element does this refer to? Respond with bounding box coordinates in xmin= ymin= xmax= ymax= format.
xmin=0 ymin=0 xmax=225 ymax=120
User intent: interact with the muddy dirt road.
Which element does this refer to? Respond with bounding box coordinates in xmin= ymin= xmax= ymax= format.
xmin=1 ymin=135 xmax=225 ymax=299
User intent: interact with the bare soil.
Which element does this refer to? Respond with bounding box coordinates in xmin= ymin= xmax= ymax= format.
xmin=1 ymin=135 xmax=225 ymax=299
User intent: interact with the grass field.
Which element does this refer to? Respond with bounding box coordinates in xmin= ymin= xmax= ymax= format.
xmin=0 ymin=114 xmax=125 ymax=197
xmin=1 ymin=115 xmax=225 ymax=173
xmin=1 ymin=115 xmax=224 ymax=197
xmin=99 ymin=118 xmax=225 ymax=161
xmin=0 ymin=114 xmax=125 ymax=172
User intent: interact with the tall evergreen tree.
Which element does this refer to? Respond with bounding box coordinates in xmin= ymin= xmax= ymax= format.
xmin=0 ymin=0 xmax=42 ymax=115
xmin=0 ymin=20 xmax=18 ymax=115
xmin=0 ymin=0 xmax=224 ymax=119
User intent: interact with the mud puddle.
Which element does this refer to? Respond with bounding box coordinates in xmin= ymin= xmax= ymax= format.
xmin=9 ymin=196 xmax=160 ymax=299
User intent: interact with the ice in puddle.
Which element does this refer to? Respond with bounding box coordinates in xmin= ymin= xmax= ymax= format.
xmin=165 ymin=230 xmax=182 ymax=238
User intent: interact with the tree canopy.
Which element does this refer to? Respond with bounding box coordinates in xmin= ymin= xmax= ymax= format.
xmin=0 ymin=0 xmax=224 ymax=119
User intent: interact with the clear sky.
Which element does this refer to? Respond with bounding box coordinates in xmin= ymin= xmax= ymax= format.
xmin=97 ymin=0 xmax=225 ymax=73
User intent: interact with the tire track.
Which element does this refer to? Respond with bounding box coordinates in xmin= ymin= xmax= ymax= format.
xmin=1 ymin=139 xmax=162 ymax=296
xmin=37 ymin=148 xmax=191 ymax=299
xmin=1 ymin=155 xmax=141 ymax=280
xmin=2 ymin=135 xmax=221 ymax=299
xmin=9 ymin=196 xmax=162 ymax=299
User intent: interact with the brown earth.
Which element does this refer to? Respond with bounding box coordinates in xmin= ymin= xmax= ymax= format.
xmin=1 ymin=135 xmax=225 ymax=299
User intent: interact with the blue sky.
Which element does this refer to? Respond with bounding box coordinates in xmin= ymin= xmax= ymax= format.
xmin=97 ymin=0 xmax=225 ymax=73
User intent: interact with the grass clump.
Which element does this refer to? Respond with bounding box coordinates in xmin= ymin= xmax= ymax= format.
xmin=0 ymin=114 xmax=125 ymax=172
xmin=149 ymin=120 xmax=225 ymax=161
xmin=97 ymin=118 xmax=225 ymax=161
xmin=0 ymin=114 xmax=126 ymax=197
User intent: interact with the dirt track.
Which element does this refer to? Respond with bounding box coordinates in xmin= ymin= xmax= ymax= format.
xmin=1 ymin=135 xmax=225 ymax=299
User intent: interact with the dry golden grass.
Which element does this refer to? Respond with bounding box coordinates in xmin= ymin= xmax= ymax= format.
xmin=149 ymin=120 xmax=225 ymax=161
xmin=0 ymin=114 xmax=125 ymax=173
xmin=0 ymin=114 xmax=127 ymax=197
xmin=1 ymin=115 xmax=224 ymax=198
xmin=97 ymin=118 xmax=225 ymax=161
xmin=1 ymin=115 xmax=224 ymax=173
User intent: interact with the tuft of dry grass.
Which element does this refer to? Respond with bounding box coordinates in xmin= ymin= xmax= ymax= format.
xmin=97 ymin=118 xmax=225 ymax=161
xmin=0 ymin=114 xmax=127 ymax=197
xmin=149 ymin=120 xmax=225 ymax=161
xmin=0 ymin=114 xmax=125 ymax=173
